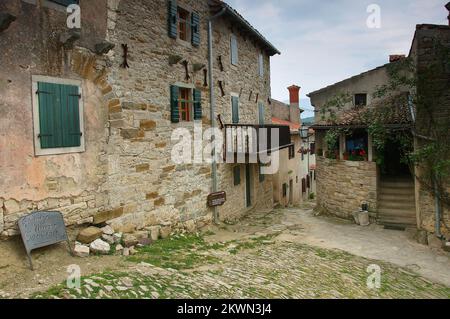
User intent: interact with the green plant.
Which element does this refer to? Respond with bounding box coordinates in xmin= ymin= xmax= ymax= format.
xmin=309 ymin=192 xmax=315 ymax=200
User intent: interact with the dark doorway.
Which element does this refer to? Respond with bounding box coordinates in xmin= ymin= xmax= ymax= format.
xmin=245 ymin=164 xmax=252 ymax=207
xmin=382 ymin=137 xmax=411 ymax=177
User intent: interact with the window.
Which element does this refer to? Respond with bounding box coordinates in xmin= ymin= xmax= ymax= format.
xmin=233 ymin=166 xmax=241 ymax=186
xmin=168 ymin=2 xmax=200 ymax=46
xmin=258 ymin=53 xmax=264 ymax=77
xmin=230 ymin=34 xmax=238 ymax=65
xmin=345 ymin=129 xmax=368 ymax=160
xmin=170 ymin=85 xmax=202 ymax=123
xmin=302 ymin=178 xmax=306 ymax=193
xmin=282 ymin=183 xmax=287 ymax=197
xmin=179 ymin=88 xmax=192 ymax=121
xmin=177 ymin=7 xmax=190 ymax=42
xmin=354 ymin=93 xmax=367 ymax=107
xmin=289 ymin=145 xmax=295 ymax=159
xmin=32 ymin=76 xmax=85 ymax=156
xmin=231 ymin=95 xmax=239 ymax=124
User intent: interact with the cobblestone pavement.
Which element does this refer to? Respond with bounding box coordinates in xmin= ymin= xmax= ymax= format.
xmin=32 ymin=205 xmax=450 ymax=299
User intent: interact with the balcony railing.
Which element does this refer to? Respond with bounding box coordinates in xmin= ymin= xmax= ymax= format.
xmin=224 ymin=124 xmax=292 ymax=162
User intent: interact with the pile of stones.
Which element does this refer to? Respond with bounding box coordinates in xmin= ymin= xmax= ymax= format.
xmin=73 ymin=224 xmax=168 ymax=257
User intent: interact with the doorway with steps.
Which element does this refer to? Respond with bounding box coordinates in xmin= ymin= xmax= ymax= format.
xmin=377 ymin=137 xmax=416 ymax=229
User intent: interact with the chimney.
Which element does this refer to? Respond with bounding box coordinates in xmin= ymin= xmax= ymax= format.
xmin=287 ymin=85 xmax=301 ymax=124
xmin=446 ymin=2 xmax=450 ymax=26
xmin=288 ymin=85 xmax=301 ymax=106
xmin=389 ymin=54 xmax=406 ymax=63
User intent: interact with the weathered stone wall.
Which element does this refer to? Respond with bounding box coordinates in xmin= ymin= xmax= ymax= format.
xmin=316 ymin=157 xmax=377 ymax=219
xmin=98 ymin=0 xmax=274 ymax=230
xmin=0 ymin=0 xmax=276 ymax=236
xmin=0 ymin=1 xmax=110 ymax=235
xmin=412 ymin=25 xmax=450 ymax=238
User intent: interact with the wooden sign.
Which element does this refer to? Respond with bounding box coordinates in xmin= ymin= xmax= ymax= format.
xmin=18 ymin=211 xmax=73 ymax=270
xmin=207 ymin=191 xmax=227 ymax=207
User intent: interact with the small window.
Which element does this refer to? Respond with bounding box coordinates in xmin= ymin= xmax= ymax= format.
xmin=32 ymin=76 xmax=85 ymax=156
xmin=170 ymin=85 xmax=202 ymax=123
xmin=354 ymin=93 xmax=367 ymax=107
xmin=177 ymin=7 xmax=190 ymax=42
xmin=179 ymin=88 xmax=192 ymax=121
xmin=258 ymin=53 xmax=264 ymax=77
xmin=231 ymin=34 xmax=238 ymax=65
xmin=289 ymin=145 xmax=295 ymax=159
xmin=302 ymin=178 xmax=306 ymax=193
xmin=282 ymin=183 xmax=287 ymax=197
xmin=258 ymin=102 xmax=264 ymax=125
xmin=233 ymin=166 xmax=241 ymax=186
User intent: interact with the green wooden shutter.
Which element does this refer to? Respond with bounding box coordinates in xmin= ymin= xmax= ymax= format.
xmin=168 ymin=0 xmax=178 ymax=39
xmin=170 ymin=85 xmax=180 ymax=123
xmin=49 ymin=0 xmax=79 ymax=6
xmin=193 ymin=89 xmax=202 ymax=120
xmin=233 ymin=166 xmax=241 ymax=186
xmin=37 ymin=82 xmax=59 ymax=149
xmin=232 ymin=96 xmax=239 ymax=124
xmin=258 ymin=103 xmax=264 ymax=125
xmin=191 ymin=12 xmax=200 ymax=47
xmin=37 ymin=82 xmax=81 ymax=149
xmin=60 ymin=84 xmax=81 ymax=147
xmin=230 ymin=35 xmax=238 ymax=65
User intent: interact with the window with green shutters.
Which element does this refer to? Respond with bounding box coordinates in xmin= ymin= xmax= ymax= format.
xmin=170 ymin=85 xmax=202 ymax=123
xmin=231 ymin=96 xmax=239 ymax=124
xmin=168 ymin=0 xmax=201 ymax=47
xmin=32 ymin=76 xmax=85 ymax=156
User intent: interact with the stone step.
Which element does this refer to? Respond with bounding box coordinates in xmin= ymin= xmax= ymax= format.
xmin=378 ymin=201 xmax=416 ymax=210
xmin=379 ymin=187 xmax=415 ymax=196
xmin=378 ymin=193 xmax=415 ymax=202
xmin=378 ymin=207 xmax=416 ymax=218
xmin=379 ymin=181 xmax=414 ymax=188
xmin=377 ymin=217 xmax=417 ymax=227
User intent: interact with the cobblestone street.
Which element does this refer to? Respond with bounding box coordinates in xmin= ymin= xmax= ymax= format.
xmin=28 ymin=204 xmax=450 ymax=299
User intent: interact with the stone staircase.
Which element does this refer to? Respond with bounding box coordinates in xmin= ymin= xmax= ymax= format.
xmin=377 ymin=178 xmax=417 ymax=228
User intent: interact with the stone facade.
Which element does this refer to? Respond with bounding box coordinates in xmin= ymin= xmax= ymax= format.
xmin=0 ymin=0 xmax=278 ymax=236
xmin=315 ymin=157 xmax=377 ymax=219
xmin=410 ymin=24 xmax=450 ymax=238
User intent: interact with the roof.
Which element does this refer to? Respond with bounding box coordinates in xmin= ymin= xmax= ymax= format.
xmin=272 ymin=117 xmax=301 ymax=133
xmin=271 ymin=99 xmax=304 ymax=112
xmin=312 ymin=93 xmax=413 ymax=130
xmin=209 ymin=0 xmax=281 ymax=56
xmin=307 ymin=63 xmax=390 ymax=97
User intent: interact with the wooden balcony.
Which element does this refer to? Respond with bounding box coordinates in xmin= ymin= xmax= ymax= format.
xmin=224 ymin=124 xmax=292 ymax=162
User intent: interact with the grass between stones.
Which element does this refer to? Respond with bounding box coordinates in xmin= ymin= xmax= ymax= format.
xmin=31 ymin=233 xmax=450 ymax=299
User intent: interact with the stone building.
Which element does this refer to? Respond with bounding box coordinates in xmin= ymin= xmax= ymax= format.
xmin=308 ymin=7 xmax=450 ymax=243
xmin=271 ymin=85 xmax=316 ymax=206
xmin=0 ymin=0 xmax=285 ymax=237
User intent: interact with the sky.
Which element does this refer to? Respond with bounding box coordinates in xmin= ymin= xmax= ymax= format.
xmin=226 ymin=0 xmax=449 ymax=117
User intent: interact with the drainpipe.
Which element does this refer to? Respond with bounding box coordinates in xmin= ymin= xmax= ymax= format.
xmin=208 ymin=8 xmax=226 ymax=225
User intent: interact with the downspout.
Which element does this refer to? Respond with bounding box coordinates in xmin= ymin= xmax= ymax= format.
xmin=208 ymin=8 xmax=226 ymax=225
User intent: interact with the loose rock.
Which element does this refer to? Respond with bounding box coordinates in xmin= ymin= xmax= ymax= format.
xmin=74 ymin=244 xmax=90 ymax=258
xmin=77 ymin=227 xmax=103 ymax=244
xmin=90 ymin=239 xmax=111 ymax=255
xmin=101 ymin=225 xmax=115 ymax=235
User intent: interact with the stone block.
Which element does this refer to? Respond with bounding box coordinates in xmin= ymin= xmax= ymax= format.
xmin=146 ymin=192 xmax=159 ymax=200
xmin=136 ymin=164 xmax=150 ymax=172
xmin=123 ymin=234 xmax=139 ymax=247
xmin=90 ymin=239 xmax=111 ymax=255
xmin=77 ymin=227 xmax=103 ymax=244
xmin=4 ymin=200 xmax=20 ymax=215
xmin=74 ymin=244 xmax=90 ymax=258
xmin=140 ymin=120 xmax=156 ymax=131
xmin=93 ymin=207 xmax=124 ymax=224
xmin=160 ymin=226 xmax=171 ymax=239
xmin=154 ymin=197 xmax=165 ymax=206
